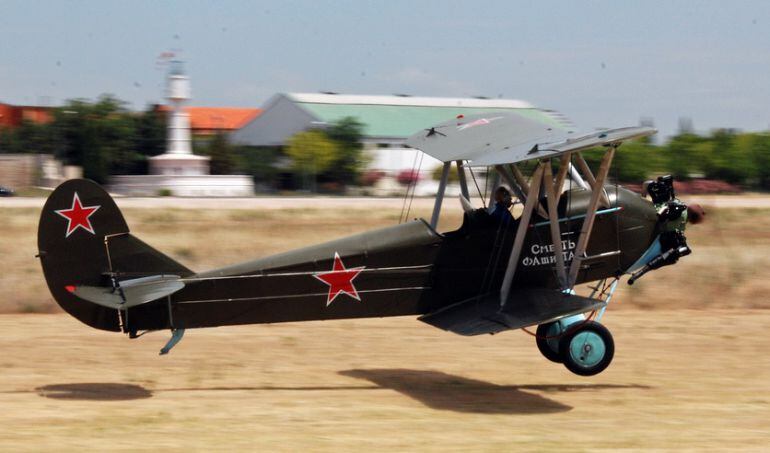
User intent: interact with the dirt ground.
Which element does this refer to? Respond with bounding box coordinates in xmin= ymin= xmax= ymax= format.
xmin=0 ymin=310 xmax=768 ymax=451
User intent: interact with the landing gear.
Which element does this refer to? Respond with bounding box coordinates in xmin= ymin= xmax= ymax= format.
xmin=535 ymin=322 xmax=563 ymax=363
xmin=558 ymin=321 xmax=614 ymax=376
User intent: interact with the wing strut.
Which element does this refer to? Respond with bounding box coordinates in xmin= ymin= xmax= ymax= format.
xmin=456 ymin=160 xmax=470 ymax=199
xmin=568 ymin=162 xmax=590 ymax=190
xmin=510 ymin=163 xmax=530 ymax=193
xmin=575 ymin=153 xmax=611 ymax=208
xmin=542 ymin=161 xmax=568 ymax=289
xmin=498 ymin=146 xmax=617 ymax=301
xmin=553 ymin=153 xmax=572 ymax=195
xmin=500 ymin=162 xmax=545 ymax=305
xmin=430 ymin=161 xmax=451 ymax=229
xmin=566 ymin=147 xmax=617 ymax=288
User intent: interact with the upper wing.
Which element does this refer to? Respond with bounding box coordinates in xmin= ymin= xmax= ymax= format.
xmin=406 ymin=111 xmax=656 ymax=166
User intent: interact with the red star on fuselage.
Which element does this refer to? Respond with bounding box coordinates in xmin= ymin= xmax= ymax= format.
xmin=313 ymin=252 xmax=365 ymax=306
xmin=55 ymin=192 xmax=100 ymax=238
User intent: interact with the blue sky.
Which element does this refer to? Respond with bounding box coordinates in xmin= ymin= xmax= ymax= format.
xmin=1 ymin=0 xmax=769 ymax=139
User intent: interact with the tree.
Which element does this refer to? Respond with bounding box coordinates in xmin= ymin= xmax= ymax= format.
xmin=702 ymin=130 xmax=755 ymax=185
xmin=431 ymin=162 xmax=460 ymax=183
xmin=611 ymin=140 xmax=656 ymax=183
xmin=206 ymin=132 xmax=235 ymax=175
xmin=50 ymin=95 xmax=137 ymax=183
xmin=235 ymin=145 xmax=281 ymax=190
xmin=285 ymin=130 xmax=339 ymax=191
xmin=133 ymin=106 xmax=167 ymax=161
xmin=664 ymin=133 xmax=706 ymax=180
xmin=2 ymin=120 xmax=59 ymax=155
xmin=751 ymin=133 xmax=770 ymax=189
xmin=321 ymin=117 xmax=367 ymax=186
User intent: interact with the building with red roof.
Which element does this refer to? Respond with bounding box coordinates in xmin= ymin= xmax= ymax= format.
xmin=154 ymin=105 xmax=262 ymax=136
xmin=0 ymin=103 xmax=53 ymax=128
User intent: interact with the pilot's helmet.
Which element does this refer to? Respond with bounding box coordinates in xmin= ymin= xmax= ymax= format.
xmin=495 ymin=185 xmax=513 ymax=205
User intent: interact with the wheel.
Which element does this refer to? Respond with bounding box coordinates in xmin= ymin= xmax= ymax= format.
xmin=558 ymin=321 xmax=614 ymax=376
xmin=535 ymin=322 xmax=564 ymax=363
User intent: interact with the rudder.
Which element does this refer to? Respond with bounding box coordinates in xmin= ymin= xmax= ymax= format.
xmin=37 ymin=179 xmax=192 ymax=331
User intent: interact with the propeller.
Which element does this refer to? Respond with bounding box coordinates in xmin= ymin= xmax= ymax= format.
xmin=628 ymin=175 xmax=705 ymax=285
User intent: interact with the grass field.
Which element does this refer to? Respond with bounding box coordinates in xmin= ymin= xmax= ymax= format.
xmin=2 ymin=200 xmax=769 ymax=313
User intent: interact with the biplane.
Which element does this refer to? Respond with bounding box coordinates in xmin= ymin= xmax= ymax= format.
xmin=37 ymin=111 xmax=700 ymax=376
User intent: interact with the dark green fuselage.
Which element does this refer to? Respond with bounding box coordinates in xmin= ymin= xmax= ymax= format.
xmin=125 ymin=185 xmax=658 ymax=332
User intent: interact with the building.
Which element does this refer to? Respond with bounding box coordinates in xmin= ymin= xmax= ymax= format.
xmin=231 ymin=92 xmax=569 ymax=174
xmin=0 ymin=103 xmax=53 ymax=128
xmin=0 ymin=154 xmax=72 ymax=189
xmin=153 ymin=105 xmax=262 ymax=136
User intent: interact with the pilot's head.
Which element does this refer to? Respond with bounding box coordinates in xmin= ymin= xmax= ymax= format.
xmin=495 ymin=186 xmax=513 ymax=208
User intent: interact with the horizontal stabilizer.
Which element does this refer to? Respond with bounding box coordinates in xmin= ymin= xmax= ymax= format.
xmin=71 ymin=275 xmax=184 ymax=310
xmin=418 ymin=288 xmax=605 ymax=336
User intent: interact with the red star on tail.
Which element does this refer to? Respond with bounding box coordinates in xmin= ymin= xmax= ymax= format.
xmin=55 ymin=192 xmax=100 ymax=238
xmin=313 ymin=252 xmax=365 ymax=306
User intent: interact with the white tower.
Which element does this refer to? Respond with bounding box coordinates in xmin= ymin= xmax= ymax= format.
xmin=166 ymin=61 xmax=192 ymax=154
xmin=112 ymin=55 xmax=255 ymax=196
xmin=149 ymin=60 xmax=210 ymax=176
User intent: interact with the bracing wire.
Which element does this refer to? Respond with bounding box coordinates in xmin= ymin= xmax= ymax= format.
xmin=403 ymin=151 xmax=424 ymax=222
xmin=467 ymin=165 xmax=487 ymax=209
xmin=399 ymin=149 xmax=421 ymax=223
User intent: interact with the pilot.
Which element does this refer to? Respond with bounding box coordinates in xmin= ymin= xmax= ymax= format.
xmin=490 ymin=186 xmax=515 ymax=224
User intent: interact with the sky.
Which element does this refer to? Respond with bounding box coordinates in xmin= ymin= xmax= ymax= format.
xmin=1 ymin=0 xmax=769 ymax=139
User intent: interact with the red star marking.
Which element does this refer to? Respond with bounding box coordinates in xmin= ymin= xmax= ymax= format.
xmin=313 ymin=252 xmax=365 ymax=306
xmin=55 ymin=192 xmax=100 ymax=238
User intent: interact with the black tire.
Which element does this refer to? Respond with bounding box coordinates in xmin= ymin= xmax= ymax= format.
xmin=558 ymin=321 xmax=614 ymax=376
xmin=535 ymin=322 xmax=563 ymax=363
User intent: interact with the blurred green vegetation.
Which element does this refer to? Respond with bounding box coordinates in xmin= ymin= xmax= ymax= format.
xmin=285 ymin=130 xmax=339 ymax=191
xmin=431 ymin=162 xmax=460 ymax=183
xmin=574 ymin=131 xmax=769 ymax=189
xmin=321 ymin=117 xmax=368 ymax=187
xmin=1 ymin=94 xmax=767 ymax=191
xmin=0 ymin=95 xmax=165 ymax=184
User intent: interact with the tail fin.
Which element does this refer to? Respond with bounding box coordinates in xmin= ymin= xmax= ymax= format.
xmin=37 ymin=179 xmax=192 ymax=332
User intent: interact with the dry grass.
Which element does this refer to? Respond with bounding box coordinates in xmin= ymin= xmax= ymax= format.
xmin=0 ymin=310 xmax=768 ymax=451
xmin=3 ymin=200 xmax=768 ymax=313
